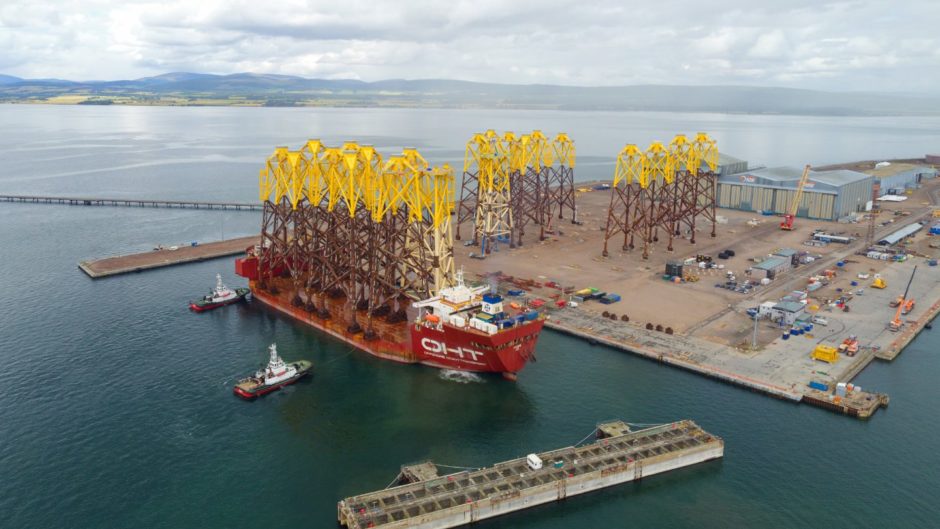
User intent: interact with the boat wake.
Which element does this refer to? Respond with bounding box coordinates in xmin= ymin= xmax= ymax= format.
xmin=438 ymin=369 xmax=484 ymax=384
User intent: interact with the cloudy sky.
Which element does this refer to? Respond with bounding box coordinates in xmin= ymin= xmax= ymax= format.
xmin=1 ymin=0 xmax=938 ymax=92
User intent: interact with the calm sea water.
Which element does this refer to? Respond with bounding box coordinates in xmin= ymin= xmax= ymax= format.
xmin=0 ymin=105 xmax=938 ymax=528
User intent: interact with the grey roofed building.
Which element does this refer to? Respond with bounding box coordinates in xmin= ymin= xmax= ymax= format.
xmin=753 ymin=256 xmax=788 ymax=271
xmin=716 ymin=153 xmax=747 ymax=176
xmin=725 ymin=166 xmax=871 ymax=190
xmin=862 ymin=162 xmax=938 ymax=196
xmin=773 ymin=301 xmax=805 ymax=313
xmin=717 ymin=165 xmax=873 ymax=221
xmin=878 ymin=222 xmax=923 ymax=246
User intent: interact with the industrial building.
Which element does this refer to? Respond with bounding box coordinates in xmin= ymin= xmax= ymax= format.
xmin=861 ymin=162 xmax=938 ymax=196
xmin=753 ymin=256 xmax=790 ymax=279
xmin=878 ymin=222 xmax=924 ymax=246
xmin=773 ymin=248 xmax=799 ymax=267
xmin=716 ymin=153 xmax=748 ymax=176
xmin=718 ymin=166 xmax=873 ymax=221
xmin=770 ymin=301 xmax=806 ymax=325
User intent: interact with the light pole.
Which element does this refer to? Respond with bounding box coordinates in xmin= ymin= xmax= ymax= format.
xmin=752 ymin=312 xmax=760 ymax=349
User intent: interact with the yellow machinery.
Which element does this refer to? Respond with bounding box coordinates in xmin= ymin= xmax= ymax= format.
xmin=780 ymin=164 xmax=811 ymax=230
xmin=812 ymin=345 xmax=839 ymax=364
xmin=871 ymin=274 xmax=887 ymax=289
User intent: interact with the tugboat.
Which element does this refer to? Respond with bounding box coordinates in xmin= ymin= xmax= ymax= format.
xmin=233 ymin=344 xmax=312 ymax=399
xmin=189 ymin=274 xmax=250 ymax=312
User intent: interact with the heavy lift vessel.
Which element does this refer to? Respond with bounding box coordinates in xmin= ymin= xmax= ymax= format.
xmin=235 ymin=140 xmax=556 ymax=379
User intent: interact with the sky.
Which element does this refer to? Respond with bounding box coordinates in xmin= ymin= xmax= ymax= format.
xmin=1 ymin=0 xmax=938 ymax=92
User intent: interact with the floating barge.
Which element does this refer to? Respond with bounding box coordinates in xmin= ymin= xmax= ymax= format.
xmin=337 ymin=420 xmax=723 ymax=529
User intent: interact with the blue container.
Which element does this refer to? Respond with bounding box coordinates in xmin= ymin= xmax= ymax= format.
xmin=525 ymin=311 xmax=539 ymax=321
xmin=507 ymin=289 xmax=524 ymax=296
xmin=782 ymin=333 xmax=790 ymax=340
xmin=808 ymin=381 xmax=829 ymax=391
xmin=789 ymin=329 xmax=797 ymax=336
xmin=796 ymin=329 xmax=804 ymax=336
xmin=805 ymin=324 xmax=814 ymax=332
xmin=929 ymin=259 xmax=938 ymax=267
xmin=850 ymin=280 xmax=858 ymax=286
xmin=836 ymin=261 xmax=845 ymax=267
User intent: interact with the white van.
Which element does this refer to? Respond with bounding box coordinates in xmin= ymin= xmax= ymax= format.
xmin=812 ymin=316 xmax=828 ymax=326
xmin=526 ymin=453 xmax=543 ymax=471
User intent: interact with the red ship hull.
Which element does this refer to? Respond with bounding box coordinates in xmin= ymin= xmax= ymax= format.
xmin=189 ymin=298 xmax=241 ymax=312
xmin=411 ymin=319 xmax=543 ymax=374
xmin=244 ymin=277 xmax=543 ymax=378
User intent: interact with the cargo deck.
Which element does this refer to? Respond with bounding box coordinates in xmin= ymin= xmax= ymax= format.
xmin=337 ymin=420 xmax=723 ymax=529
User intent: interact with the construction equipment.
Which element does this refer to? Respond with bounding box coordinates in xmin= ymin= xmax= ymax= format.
xmin=837 ymin=336 xmax=859 ymax=356
xmin=902 ymin=298 xmax=915 ymax=315
xmin=889 ymin=265 xmax=918 ymax=331
xmin=871 ymin=274 xmax=887 ymax=289
xmin=780 ymin=164 xmax=811 ymax=230
xmin=812 ymin=344 xmax=839 ymax=363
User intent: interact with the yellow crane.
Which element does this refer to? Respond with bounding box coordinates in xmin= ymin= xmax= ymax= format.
xmin=780 ymin=164 xmax=811 ymax=230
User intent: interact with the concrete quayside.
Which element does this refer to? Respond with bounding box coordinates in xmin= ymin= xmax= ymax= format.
xmin=78 ymin=236 xmax=259 ymax=278
xmin=337 ymin=420 xmax=723 ymax=529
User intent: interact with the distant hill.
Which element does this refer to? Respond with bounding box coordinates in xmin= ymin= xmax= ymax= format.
xmin=1 ymin=72 xmax=938 ymax=116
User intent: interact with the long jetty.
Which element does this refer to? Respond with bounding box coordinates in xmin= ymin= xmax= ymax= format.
xmin=337 ymin=420 xmax=723 ymax=529
xmin=79 ymin=235 xmax=259 ymax=278
xmin=0 ymin=194 xmax=262 ymax=211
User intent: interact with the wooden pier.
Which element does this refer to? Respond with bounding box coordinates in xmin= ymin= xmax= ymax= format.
xmin=337 ymin=420 xmax=723 ymax=529
xmin=0 ymin=194 xmax=262 ymax=211
xmin=79 ymin=235 xmax=259 ymax=278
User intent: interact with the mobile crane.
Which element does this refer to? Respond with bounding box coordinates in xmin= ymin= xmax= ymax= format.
xmin=780 ymin=164 xmax=812 ymax=230
xmin=889 ymin=265 xmax=917 ymax=332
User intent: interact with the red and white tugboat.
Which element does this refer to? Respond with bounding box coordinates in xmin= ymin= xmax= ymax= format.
xmin=189 ymin=274 xmax=250 ymax=312
xmin=233 ymin=343 xmax=312 ymax=399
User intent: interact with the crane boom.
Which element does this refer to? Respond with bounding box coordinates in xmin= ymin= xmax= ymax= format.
xmin=780 ymin=164 xmax=811 ymax=230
